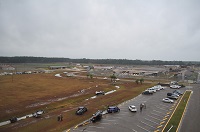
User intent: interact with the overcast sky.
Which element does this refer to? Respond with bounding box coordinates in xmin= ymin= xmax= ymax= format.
xmin=0 ymin=0 xmax=200 ymax=61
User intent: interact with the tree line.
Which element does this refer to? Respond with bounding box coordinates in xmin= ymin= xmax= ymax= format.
xmin=0 ymin=56 xmax=199 ymax=66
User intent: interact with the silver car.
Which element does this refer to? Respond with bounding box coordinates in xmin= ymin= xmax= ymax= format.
xmin=162 ymin=98 xmax=174 ymax=103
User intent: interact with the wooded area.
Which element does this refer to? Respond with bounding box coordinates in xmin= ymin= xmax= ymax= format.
xmin=0 ymin=56 xmax=199 ymax=65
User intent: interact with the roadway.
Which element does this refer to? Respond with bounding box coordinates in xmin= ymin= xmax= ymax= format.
xmin=179 ymin=84 xmax=200 ymax=132
xmin=71 ymin=87 xmax=186 ymax=132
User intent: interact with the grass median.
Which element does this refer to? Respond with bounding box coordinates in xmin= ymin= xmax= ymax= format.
xmin=163 ymin=90 xmax=192 ymax=132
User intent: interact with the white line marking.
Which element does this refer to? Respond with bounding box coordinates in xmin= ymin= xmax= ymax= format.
xmin=158 ymin=104 xmax=170 ymax=107
xmin=137 ymin=125 xmax=151 ymax=132
xmin=153 ymin=110 xmax=165 ymax=115
xmin=140 ymin=121 xmax=155 ymax=128
xmin=144 ymin=118 xmax=159 ymax=125
xmin=147 ymin=115 xmax=162 ymax=121
xmin=156 ymin=106 xmax=169 ymax=111
xmin=132 ymin=128 xmax=138 ymax=132
xmin=150 ymin=112 xmax=163 ymax=118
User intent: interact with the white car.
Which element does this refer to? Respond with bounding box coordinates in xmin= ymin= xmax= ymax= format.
xmin=146 ymin=88 xmax=156 ymax=93
xmin=156 ymin=85 xmax=165 ymax=90
xmin=32 ymin=110 xmax=44 ymax=118
xmin=170 ymin=85 xmax=181 ymax=89
xmin=128 ymin=105 xmax=137 ymax=112
xmin=162 ymin=98 xmax=174 ymax=103
xmin=95 ymin=91 xmax=105 ymax=95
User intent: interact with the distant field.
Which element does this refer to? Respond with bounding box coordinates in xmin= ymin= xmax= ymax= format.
xmin=0 ymin=69 xmax=156 ymax=132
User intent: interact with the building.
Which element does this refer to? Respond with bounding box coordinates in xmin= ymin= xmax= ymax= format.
xmin=0 ymin=65 xmax=15 ymax=70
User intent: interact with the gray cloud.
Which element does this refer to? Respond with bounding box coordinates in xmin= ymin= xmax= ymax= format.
xmin=0 ymin=0 xmax=200 ymax=61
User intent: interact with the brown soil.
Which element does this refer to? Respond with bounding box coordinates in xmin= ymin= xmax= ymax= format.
xmin=0 ymin=73 xmax=156 ymax=132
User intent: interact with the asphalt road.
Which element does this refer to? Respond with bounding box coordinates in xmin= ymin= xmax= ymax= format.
xmin=179 ymin=84 xmax=200 ymax=132
xmin=71 ymin=87 xmax=186 ymax=132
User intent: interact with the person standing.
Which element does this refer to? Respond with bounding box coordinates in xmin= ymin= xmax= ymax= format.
xmin=60 ymin=114 xmax=63 ymax=121
xmin=57 ymin=115 xmax=60 ymax=121
xmin=140 ymin=104 xmax=143 ymax=112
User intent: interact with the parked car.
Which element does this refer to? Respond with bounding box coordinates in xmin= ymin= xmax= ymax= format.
xmin=153 ymin=85 xmax=164 ymax=91
xmin=152 ymin=86 xmax=161 ymax=91
xmin=95 ymin=91 xmax=105 ymax=95
xmin=91 ymin=110 xmax=103 ymax=123
xmin=128 ymin=105 xmax=137 ymax=112
xmin=107 ymin=106 xmax=120 ymax=113
xmin=167 ymin=93 xmax=173 ymax=96
xmin=33 ymin=110 xmax=44 ymax=118
xmin=162 ymin=98 xmax=174 ymax=103
xmin=173 ymin=92 xmax=180 ymax=97
xmin=142 ymin=91 xmax=153 ymax=95
xmin=167 ymin=95 xmax=178 ymax=100
xmin=146 ymin=88 xmax=156 ymax=93
xmin=9 ymin=117 xmax=18 ymax=123
xmin=76 ymin=106 xmax=87 ymax=115
xmin=170 ymin=85 xmax=181 ymax=89
xmin=173 ymin=90 xmax=183 ymax=95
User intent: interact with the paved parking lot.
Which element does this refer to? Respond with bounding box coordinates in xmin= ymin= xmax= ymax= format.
xmin=71 ymin=87 xmax=186 ymax=132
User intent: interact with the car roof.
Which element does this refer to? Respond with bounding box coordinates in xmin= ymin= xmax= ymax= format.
xmin=108 ymin=106 xmax=117 ymax=108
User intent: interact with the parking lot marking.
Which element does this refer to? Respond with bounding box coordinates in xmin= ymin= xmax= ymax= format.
xmin=141 ymin=121 xmax=155 ymax=128
xmin=132 ymin=128 xmax=138 ymax=132
xmin=160 ymin=121 xmax=165 ymax=125
xmin=137 ymin=125 xmax=151 ymax=132
xmin=156 ymin=106 xmax=168 ymax=111
xmin=150 ymin=113 xmax=163 ymax=118
xmin=166 ymin=112 xmax=171 ymax=114
xmin=157 ymin=125 xmax=162 ymax=129
xmin=101 ymin=122 xmax=110 ymax=125
xmin=162 ymin=118 xmax=167 ymax=121
xmin=158 ymin=104 xmax=169 ymax=107
xmin=154 ymin=130 xmax=160 ymax=132
xmin=153 ymin=110 xmax=165 ymax=115
xmin=144 ymin=118 xmax=159 ymax=125
xmin=147 ymin=115 xmax=162 ymax=121
xmin=164 ymin=115 xmax=169 ymax=118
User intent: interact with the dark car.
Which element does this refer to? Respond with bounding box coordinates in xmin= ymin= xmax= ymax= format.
xmin=9 ymin=117 xmax=18 ymax=123
xmin=76 ymin=107 xmax=87 ymax=115
xmin=90 ymin=110 xmax=103 ymax=123
xmin=107 ymin=106 xmax=120 ymax=113
xmin=142 ymin=91 xmax=153 ymax=95
xmin=167 ymin=95 xmax=178 ymax=100
xmin=167 ymin=93 xmax=173 ymax=96
xmin=173 ymin=90 xmax=183 ymax=95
